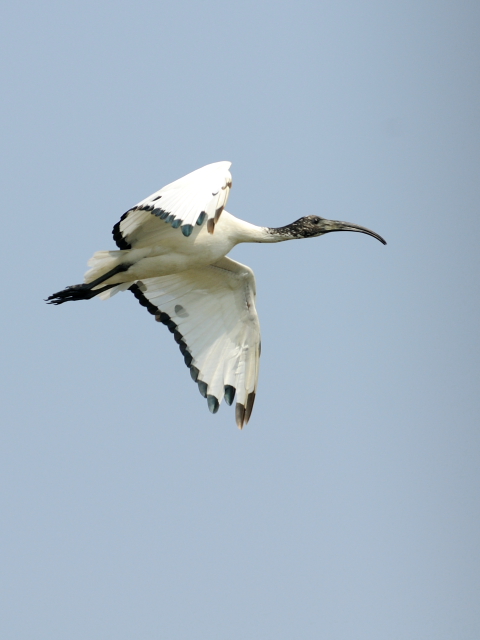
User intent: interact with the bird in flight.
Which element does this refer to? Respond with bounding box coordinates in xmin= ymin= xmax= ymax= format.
xmin=47 ymin=161 xmax=386 ymax=428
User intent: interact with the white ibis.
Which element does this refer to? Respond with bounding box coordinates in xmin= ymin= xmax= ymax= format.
xmin=47 ymin=161 xmax=386 ymax=428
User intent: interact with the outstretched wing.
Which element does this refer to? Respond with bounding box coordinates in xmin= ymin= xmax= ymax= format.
xmin=113 ymin=161 xmax=232 ymax=248
xmin=129 ymin=257 xmax=260 ymax=428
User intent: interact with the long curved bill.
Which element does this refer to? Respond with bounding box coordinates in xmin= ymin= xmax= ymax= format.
xmin=322 ymin=219 xmax=387 ymax=245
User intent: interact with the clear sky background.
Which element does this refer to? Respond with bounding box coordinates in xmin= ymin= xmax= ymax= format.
xmin=1 ymin=1 xmax=479 ymax=638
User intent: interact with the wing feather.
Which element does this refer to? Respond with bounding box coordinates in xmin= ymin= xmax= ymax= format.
xmin=113 ymin=161 xmax=232 ymax=248
xmin=130 ymin=256 xmax=260 ymax=427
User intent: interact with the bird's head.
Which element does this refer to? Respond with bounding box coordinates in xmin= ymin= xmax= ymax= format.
xmin=273 ymin=215 xmax=387 ymax=244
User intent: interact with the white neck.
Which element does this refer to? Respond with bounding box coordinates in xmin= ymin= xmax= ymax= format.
xmin=223 ymin=211 xmax=290 ymax=244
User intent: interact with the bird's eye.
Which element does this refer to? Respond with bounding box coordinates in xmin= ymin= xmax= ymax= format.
xmin=313 ymin=217 xmax=320 ymax=224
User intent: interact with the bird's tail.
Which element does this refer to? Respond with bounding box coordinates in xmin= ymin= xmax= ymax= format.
xmin=84 ymin=250 xmax=121 ymax=284
xmin=46 ymin=251 xmax=131 ymax=305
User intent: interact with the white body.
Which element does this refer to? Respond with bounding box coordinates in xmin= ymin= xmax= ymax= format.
xmin=87 ymin=211 xmax=272 ymax=286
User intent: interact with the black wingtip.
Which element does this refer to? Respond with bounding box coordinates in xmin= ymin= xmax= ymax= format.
xmin=112 ymin=210 xmax=132 ymax=250
xmin=190 ymin=366 xmax=199 ymax=382
xmin=245 ymin=391 xmax=256 ymax=424
xmin=235 ymin=403 xmax=245 ymax=429
xmin=198 ymin=380 xmax=208 ymax=398
xmin=207 ymin=395 xmax=219 ymax=414
xmin=224 ymin=385 xmax=236 ymax=406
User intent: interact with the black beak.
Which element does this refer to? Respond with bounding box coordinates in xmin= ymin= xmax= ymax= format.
xmin=320 ymin=219 xmax=387 ymax=245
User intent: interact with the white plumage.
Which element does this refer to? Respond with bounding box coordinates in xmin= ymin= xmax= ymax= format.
xmin=48 ymin=161 xmax=386 ymax=428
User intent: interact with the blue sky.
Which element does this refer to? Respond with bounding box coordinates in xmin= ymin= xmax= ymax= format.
xmin=1 ymin=1 xmax=479 ymax=638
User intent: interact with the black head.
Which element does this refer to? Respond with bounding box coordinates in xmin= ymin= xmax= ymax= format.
xmin=273 ymin=215 xmax=387 ymax=244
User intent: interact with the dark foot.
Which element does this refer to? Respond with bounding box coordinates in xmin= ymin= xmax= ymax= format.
xmin=46 ymin=283 xmax=114 ymax=304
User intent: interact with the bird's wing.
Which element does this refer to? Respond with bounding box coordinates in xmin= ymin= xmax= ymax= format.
xmin=113 ymin=161 xmax=232 ymax=248
xmin=129 ymin=256 xmax=261 ymax=428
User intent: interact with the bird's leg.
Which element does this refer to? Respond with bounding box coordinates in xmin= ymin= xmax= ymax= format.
xmin=46 ymin=264 xmax=130 ymax=304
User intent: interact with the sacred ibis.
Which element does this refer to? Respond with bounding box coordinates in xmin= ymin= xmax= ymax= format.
xmin=47 ymin=161 xmax=386 ymax=427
